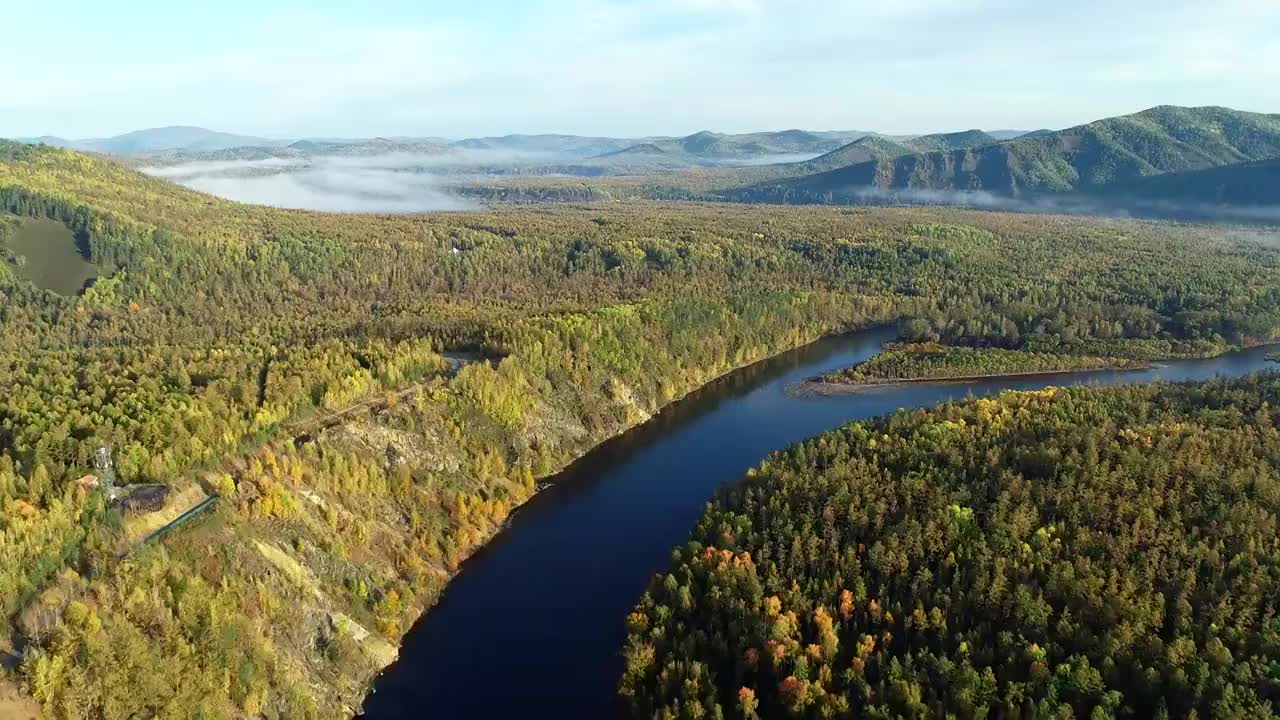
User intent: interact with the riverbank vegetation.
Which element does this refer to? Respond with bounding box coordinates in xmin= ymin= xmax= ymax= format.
xmin=621 ymin=374 xmax=1280 ymax=718
xmin=2 ymin=140 xmax=1280 ymax=717
xmin=817 ymin=342 xmax=1149 ymax=385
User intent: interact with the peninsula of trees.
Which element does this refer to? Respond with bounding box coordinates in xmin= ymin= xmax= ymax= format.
xmin=621 ymin=375 xmax=1280 ymax=718
xmin=814 ymin=343 xmax=1149 ymax=387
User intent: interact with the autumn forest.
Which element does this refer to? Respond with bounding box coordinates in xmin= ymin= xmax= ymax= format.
xmin=1 ymin=134 xmax=1280 ymax=719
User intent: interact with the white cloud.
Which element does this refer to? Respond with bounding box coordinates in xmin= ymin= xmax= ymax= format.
xmin=665 ymin=0 xmax=765 ymax=16
xmin=3 ymin=0 xmax=1278 ymax=138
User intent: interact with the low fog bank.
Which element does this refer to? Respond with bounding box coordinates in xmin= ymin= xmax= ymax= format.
xmin=142 ymin=156 xmax=477 ymax=213
xmin=139 ymin=156 xmax=1280 ymax=225
xmin=717 ymin=153 xmax=823 ymax=167
xmin=832 ymin=187 xmax=1280 ymax=225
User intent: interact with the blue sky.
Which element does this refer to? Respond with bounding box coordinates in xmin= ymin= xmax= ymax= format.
xmin=4 ymin=0 xmax=1278 ymax=139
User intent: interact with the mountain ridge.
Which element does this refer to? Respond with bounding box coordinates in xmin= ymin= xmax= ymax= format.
xmin=730 ymin=105 xmax=1280 ymax=202
xmin=17 ymin=126 xmax=289 ymax=154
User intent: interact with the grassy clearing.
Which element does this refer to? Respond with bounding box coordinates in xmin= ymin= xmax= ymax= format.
xmin=2 ymin=217 xmax=98 ymax=295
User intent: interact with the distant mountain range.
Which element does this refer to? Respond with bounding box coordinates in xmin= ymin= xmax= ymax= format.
xmin=456 ymin=134 xmax=648 ymax=158
xmin=10 ymin=125 xmax=1030 ymax=168
xmin=17 ymin=126 xmax=291 ymax=154
xmin=731 ymin=106 xmax=1280 ymax=205
xmin=591 ymin=129 xmax=870 ymax=162
xmin=12 ymin=107 xmax=1277 ymax=213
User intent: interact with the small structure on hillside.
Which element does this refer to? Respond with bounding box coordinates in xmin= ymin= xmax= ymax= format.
xmin=115 ymin=485 xmax=169 ymax=514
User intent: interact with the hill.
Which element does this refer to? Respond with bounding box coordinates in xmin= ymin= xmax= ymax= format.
xmin=12 ymin=126 xmax=910 ymax=178
xmin=127 ymin=145 xmax=308 ymax=166
xmin=14 ymin=135 xmax=73 ymax=148
xmin=286 ymin=138 xmax=458 ymax=158
xmin=792 ymin=130 xmax=999 ymax=172
xmin=731 ymin=106 xmax=1280 ymax=203
xmin=19 ymin=126 xmax=288 ymax=154
xmin=48 ymin=127 xmax=880 ymax=177
xmin=90 ymin=126 xmax=285 ymax=153
xmin=729 ymin=130 xmax=1001 ymax=186
xmin=127 ymin=138 xmax=466 ymax=178
xmin=454 ymin=133 xmax=653 ymax=158
xmin=600 ymin=142 xmax=670 ymax=157
xmin=987 ymin=129 xmax=1032 ymax=140
xmin=1112 ymin=157 xmax=1280 ymax=206
xmin=594 ymin=129 xmax=869 ymax=165
xmin=902 ymin=129 xmax=998 ymax=154
xmin=780 ymin=135 xmax=916 ymax=174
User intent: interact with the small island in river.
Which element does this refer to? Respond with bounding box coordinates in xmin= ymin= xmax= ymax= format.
xmin=804 ymin=342 xmax=1151 ymax=392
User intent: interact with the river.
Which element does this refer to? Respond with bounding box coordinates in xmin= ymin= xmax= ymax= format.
xmin=360 ymin=327 xmax=1278 ymax=719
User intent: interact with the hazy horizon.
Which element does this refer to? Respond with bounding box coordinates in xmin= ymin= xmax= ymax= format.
xmin=4 ymin=0 xmax=1278 ymax=140
xmin=8 ymin=124 xmax=995 ymax=144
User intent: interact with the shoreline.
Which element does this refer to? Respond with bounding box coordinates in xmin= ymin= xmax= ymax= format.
xmin=356 ymin=323 xmax=880 ymax=709
xmin=791 ymin=362 xmax=1156 ymax=396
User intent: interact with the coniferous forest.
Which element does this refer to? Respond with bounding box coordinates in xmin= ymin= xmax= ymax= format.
xmin=621 ymin=376 xmax=1280 ymax=719
xmin=817 ymin=343 xmax=1150 ymax=386
xmin=1 ymin=140 xmax=1280 ymax=717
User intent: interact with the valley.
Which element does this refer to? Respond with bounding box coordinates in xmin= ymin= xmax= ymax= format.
xmin=2 ymin=105 xmax=1280 ymax=719
xmin=6 ymin=0 xmax=1280 ymax=716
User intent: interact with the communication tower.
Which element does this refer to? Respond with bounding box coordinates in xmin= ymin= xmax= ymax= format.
xmin=95 ymin=446 xmax=119 ymax=500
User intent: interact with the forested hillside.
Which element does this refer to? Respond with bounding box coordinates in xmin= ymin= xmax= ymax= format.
xmin=1112 ymin=158 xmax=1280 ymax=207
xmin=754 ymin=131 xmax=997 ymax=180
xmin=597 ymin=130 xmax=853 ymax=162
xmin=732 ymin=106 xmax=1280 ymax=203
xmin=621 ymin=375 xmax=1280 ymax=718
xmin=2 ymin=140 xmax=1280 ymax=717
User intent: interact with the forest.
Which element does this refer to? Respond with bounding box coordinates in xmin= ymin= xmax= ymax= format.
xmin=621 ymin=375 xmax=1280 ymax=719
xmin=817 ymin=343 xmax=1149 ymax=386
xmin=2 ymin=140 xmax=1280 ymax=717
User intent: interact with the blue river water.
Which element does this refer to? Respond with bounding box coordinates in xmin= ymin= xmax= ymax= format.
xmin=361 ymin=328 xmax=1278 ymax=719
